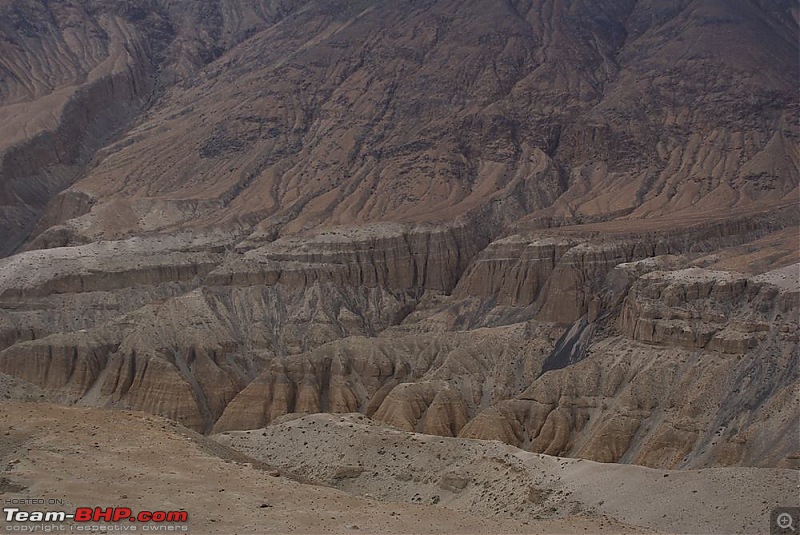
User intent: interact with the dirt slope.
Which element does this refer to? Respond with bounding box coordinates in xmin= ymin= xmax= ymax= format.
xmin=215 ymin=412 xmax=799 ymax=535
xmin=0 ymin=401 xmax=636 ymax=534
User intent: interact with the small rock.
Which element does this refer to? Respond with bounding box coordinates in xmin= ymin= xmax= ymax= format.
xmin=440 ymin=473 xmax=470 ymax=491
xmin=333 ymin=466 xmax=364 ymax=479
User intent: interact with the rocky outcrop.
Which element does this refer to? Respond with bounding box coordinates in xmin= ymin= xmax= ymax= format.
xmin=96 ymin=344 xmax=244 ymax=432
xmin=462 ymin=333 xmax=798 ymax=469
xmin=0 ymin=291 xmax=252 ymax=431
xmin=0 ymin=207 xmax=796 ymax=469
xmin=455 ymin=207 xmax=799 ymax=323
xmin=213 ymin=323 xmax=560 ymax=434
xmin=0 ymin=248 xmax=221 ymax=301
xmin=372 ymin=381 xmax=471 ymax=437
xmin=453 ymin=236 xmax=578 ymax=307
xmin=213 ymin=337 xmax=411 ymax=433
xmin=0 ymin=331 xmax=119 ymax=397
xmin=0 ymin=325 xmax=49 ymax=353
xmin=618 ymin=267 xmax=797 ymax=353
xmin=0 ymin=277 xmax=422 ymax=431
xmin=458 ymin=266 xmax=799 ymax=468
xmin=208 ymin=222 xmax=493 ymax=293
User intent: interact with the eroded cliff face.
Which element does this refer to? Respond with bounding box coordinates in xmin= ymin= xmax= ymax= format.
xmin=0 ymin=202 xmax=797 ymax=465
xmin=213 ymin=323 xmax=559 ymax=434
xmin=459 ymin=258 xmax=799 ymax=469
xmin=455 ymin=207 xmax=799 ymax=323
xmin=0 ymin=275 xmax=423 ymax=432
xmin=208 ymin=221 xmax=494 ymax=292
xmin=207 ymin=239 xmax=798 ymax=468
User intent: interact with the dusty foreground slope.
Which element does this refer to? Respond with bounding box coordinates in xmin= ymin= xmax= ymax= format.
xmin=214 ymin=413 xmax=799 ymax=535
xmin=0 ymin=401 xmax=638 ymax=534
xmin=4 ymin=401 xmax=796 ymax=535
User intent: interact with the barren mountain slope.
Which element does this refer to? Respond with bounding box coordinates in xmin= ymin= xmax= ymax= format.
xmin=0 ymin=0 xmax=317 ymax=255
xmin=3 ymin=0 xmax=797 ymax=249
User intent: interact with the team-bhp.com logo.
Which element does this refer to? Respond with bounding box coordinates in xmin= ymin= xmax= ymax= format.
xmin=4 ymin=507 xmax=188 ymax=531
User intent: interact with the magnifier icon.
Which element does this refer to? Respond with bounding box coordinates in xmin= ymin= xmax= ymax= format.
xmin=778 ymin=512 xmax=796 ymax=531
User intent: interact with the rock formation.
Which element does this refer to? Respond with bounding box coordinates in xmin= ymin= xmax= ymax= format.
xmin=0 ymin=0 xmax=797 ymax=471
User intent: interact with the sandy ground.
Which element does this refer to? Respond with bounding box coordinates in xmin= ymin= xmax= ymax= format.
xmin=0 ymin=402 xmax=642 ymax=535
xmin=214 ymin=413 xmax=800 ymax=535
